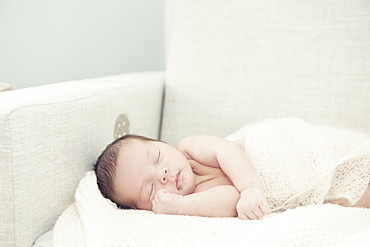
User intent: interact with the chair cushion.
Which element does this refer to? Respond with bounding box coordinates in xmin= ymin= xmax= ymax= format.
xmin=162 ymin=0 xmax=370 ymax=146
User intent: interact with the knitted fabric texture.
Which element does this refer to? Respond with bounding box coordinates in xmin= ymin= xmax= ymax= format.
xmin=227 ymin=118 xmax=370 ymax=212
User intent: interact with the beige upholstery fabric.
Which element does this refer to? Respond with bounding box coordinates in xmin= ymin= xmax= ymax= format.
xmin=0 ymin=72 xmax=164 ymax=247
xmin=162 ymin=0 xmax=370 ymax=146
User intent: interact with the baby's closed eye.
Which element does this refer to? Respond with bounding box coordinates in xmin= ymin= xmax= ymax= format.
xmin=156 ymin=149 xmax=161 ymax=164
xmin=150 ymin=182 xmax=154 ymax=199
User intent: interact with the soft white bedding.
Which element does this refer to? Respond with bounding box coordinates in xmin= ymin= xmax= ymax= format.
xmin=53 ymin=171 xmax=370 ymax=247
xmin=226 ymin=118 xmax=370 ymax=211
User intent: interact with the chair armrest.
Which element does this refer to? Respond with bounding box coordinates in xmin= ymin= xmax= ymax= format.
xmin=0 ymin=71 xmax=165 ymax=247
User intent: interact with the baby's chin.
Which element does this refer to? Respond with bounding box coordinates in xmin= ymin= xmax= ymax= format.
xmin=165 ymin=187 xmax=194 ymax=197
xmin=175 ymin=191 xmax=191 ymax=196
xmin=179 ymin=186 xmax=196 ymax=197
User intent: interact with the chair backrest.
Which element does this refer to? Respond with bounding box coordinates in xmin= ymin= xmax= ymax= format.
xmin=162 ymin=0 xmax=370 ymax=146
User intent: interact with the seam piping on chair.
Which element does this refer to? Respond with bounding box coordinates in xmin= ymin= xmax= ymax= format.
xmin=3 ymin=75 xmax=165 ymax=117
xmin=158 ymin=83 xmax=166 ymax=140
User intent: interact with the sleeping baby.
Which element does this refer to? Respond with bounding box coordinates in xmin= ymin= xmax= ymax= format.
xmin=93 ymin=118 xmax=370 ymax=220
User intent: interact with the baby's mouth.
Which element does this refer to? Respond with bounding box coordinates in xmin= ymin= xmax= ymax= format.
xmin=176 ymin=172 xmax=181 ymax=190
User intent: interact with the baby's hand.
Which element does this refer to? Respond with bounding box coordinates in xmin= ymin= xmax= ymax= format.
xmin=237 ymin=186 xmax=271 ymax=220
xmin=152 ymin=189 xmax=184 ymax=215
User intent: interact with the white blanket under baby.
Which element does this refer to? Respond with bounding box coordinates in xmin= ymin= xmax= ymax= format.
xmin=53 ymin=171 xmax=370 ymax=247
xmin=53 ymin=119 xmax=370 ymax=246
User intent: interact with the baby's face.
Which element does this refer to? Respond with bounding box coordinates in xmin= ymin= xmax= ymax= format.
xmin=113 ymin=139 xmax=196 ymax=210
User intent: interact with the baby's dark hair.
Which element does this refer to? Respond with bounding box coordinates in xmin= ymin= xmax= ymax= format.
xmin=93 ymin=134 xmax=159 ymax=209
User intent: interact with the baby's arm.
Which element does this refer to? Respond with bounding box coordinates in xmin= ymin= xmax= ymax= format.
xmin=177 ymin=135 xmax=271 ymax=220
xmin=152 ymin=185 xmax=240 ymax=217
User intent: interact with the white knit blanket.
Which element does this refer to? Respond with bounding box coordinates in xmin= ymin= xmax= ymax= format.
xmin=53 ymin=119 xmax=370 ymax=246
xmin=227 ymin=118 xmax=370 ymax=211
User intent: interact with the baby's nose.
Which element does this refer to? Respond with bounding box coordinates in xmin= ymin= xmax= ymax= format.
xmin=159 ymin=167 xmax=170 ymax=184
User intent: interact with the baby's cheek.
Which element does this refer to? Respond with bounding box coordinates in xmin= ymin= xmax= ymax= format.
xmin=134 ymin=200 xmax=152 ymax=211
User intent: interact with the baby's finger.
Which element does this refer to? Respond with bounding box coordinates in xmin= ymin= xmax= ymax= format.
xmin=151 ymin=200 xmax=157 ymax=212
xmin=238 ymin=213 xmax=251 ymax=220
xmin=246 ymin=211 xmax=259 ymax=220
xmin=253 ymin=207 xmax=265 ymax=219
xmin=155 ymin=189 xmax=168 ymax=199
xmin=260 ymin=203 xmax=272 ymax=215
xmin=157 ymin=189 xmax=168 ymax=194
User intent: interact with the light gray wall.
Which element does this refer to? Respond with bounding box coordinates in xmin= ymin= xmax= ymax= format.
xmin=165 ymin=0 xmax=174 ymax=58
xmin=0 ymin=0 xmax=165 ymax=89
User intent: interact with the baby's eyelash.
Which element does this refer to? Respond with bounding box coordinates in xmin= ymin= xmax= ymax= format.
xmin=150 ymin=183 xmax=154 ymax=198
xmin=156 ymin=150 xmax=161 ymax=164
